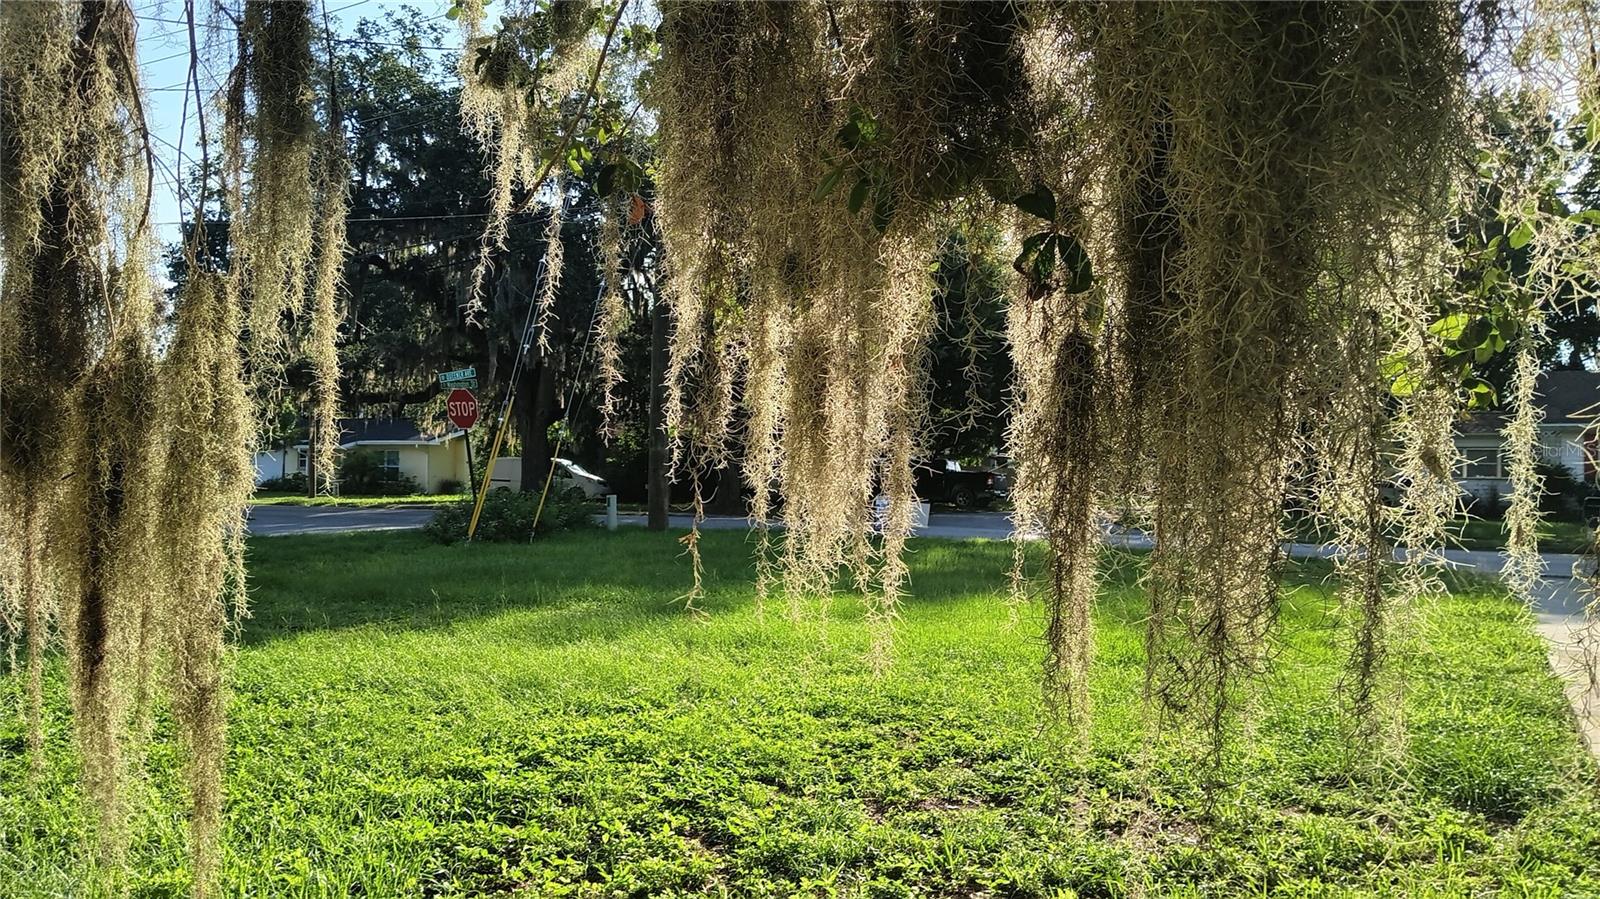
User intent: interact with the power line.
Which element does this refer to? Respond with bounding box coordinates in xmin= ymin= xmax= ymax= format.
xmin=134 ymin=13 xmax=460 ymax=51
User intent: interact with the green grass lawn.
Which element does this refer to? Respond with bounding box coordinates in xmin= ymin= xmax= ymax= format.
xmin=251 ymin=491 xmax=469 ymax=507
xmin=3 ymin=530 xmax=1598 ymax=896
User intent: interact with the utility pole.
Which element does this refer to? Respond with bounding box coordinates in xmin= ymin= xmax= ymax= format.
xmin=646 ymin=292 xmax=669 ymax=530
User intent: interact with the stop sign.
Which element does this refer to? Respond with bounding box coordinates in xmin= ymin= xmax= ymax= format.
xmin=446 ymin=388 xmax=480 ymax=430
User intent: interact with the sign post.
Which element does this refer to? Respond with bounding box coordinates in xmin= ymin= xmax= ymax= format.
xmin=446 ymin=388 xmax=480 ymax=430
xmin=445 ymin=387 xmax=481 ymax=498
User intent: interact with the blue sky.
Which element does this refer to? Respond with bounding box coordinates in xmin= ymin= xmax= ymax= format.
xmin=135 ymin=0 xmax=464 ymax=247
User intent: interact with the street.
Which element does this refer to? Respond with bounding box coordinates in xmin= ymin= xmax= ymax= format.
xmin=245 ymin=504 xmax=438 ymax=536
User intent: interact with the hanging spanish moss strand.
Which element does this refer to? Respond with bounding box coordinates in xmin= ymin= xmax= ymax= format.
xmin=62 ymin=248 xmax=163 ymax=866
xmin=1472 ymin=3 xmax=1600 ymax=635
xmin=534 ymin=178 xmax=567 ymax=351
xmin=1004 ymin=3 xmax=1465 ymax=748
xmin=457 ymin=0 xmax=595 ymax=316
xmin=654 ymin=0 xmax=796 ymax=610
xmin=233 ymin=0 xmax=317 ymax=407
xmin=595 ymin=196 xmax=629 ymax=434
xmin=0 ymin=0 xmax=90 ymax=774
xmin=657 ymin=1 xmax=1007 ymax=637
xmin=1 ymin=0 xmax=145 ymax=791
xmin=307 ymin=8 xmax=349 ymax=496
xmin=1006 ymin=252 xmax=1107 ymax=725
xmin=157 ymin=262 xmax=256 ymax=898
xmin=0 ymin=0 xmax=198 ymax=870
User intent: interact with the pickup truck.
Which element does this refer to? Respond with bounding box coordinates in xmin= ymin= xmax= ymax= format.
xmin=913 ymin=458 xmax=1003 ymax=510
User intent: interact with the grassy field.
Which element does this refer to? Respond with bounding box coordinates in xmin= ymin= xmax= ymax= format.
xmin=2 ymin=530 xmax=1598 ymax=896
xmin=251 ymin=492 xmax=469 ymax=508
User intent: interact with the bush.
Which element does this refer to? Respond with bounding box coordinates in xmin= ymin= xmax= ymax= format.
xmin=257 ymin=472 xmax=307 ymax=493
xmin=1537 ymin=460 xmax=1596 ymax=522
xmin=423 ymin=490 xmax=597 ymax=544
xmin=1466 ymin=485 xmax=1505 ymax=521
xmin=436 ymin=479 xmax=465 ymax=496
xmin=337 ymin=451 xmax=421 ymax=496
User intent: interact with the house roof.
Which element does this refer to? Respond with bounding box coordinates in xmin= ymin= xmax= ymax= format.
xmin=1535 ymin=369 xmax=1600 ymax=424
xmin=1457 ymin=368 xmax=1599 ymax=436
xmin=294 ymin=418 xmax=464 ymax=449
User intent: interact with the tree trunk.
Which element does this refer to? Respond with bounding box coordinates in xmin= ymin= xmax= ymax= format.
xmin=646 ymin=297 xmax=670 ymax=530
xmin=518 ymin=352 xmax=558 ymax=493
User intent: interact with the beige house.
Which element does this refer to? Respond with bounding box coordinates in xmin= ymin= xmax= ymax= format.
xmin=1454 ymin=369 xmax=1598 ymax=500
xmin=287 ymin=418 xmax=470 ymax=494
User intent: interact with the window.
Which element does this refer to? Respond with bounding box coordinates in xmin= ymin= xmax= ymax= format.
xmin=379 ymin=450 xmax=401 ymax=476
xmin=1458 ymin=446 xmax=1502 ymax=479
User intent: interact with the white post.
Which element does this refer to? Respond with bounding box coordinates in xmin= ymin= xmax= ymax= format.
xmin=606 ymin=494 xmax=618 ymax=531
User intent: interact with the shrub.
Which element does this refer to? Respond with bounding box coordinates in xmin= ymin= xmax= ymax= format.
xmin=337 ymin=451 xmax=421 ymax=496
xmin=1536 ymin=460 xmax=1595 ymax=522
xmin=423 ymin=490 xmax=596 ymax=544
xmin=436 ymin=478 xmax=464 ymax=496
xmin=257 ymin=472 xmax=307 ymax=493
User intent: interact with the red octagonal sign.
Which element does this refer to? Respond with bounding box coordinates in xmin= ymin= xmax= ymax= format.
xmin=446 ymin=388 xmax=480 ymax=430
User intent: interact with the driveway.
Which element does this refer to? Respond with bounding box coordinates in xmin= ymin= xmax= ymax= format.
xmin=246 ymin=504 xmax=437 ymax=536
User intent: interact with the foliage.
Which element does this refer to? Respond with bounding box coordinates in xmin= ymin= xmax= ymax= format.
xmin=1536 ymin=459 xmax=1598 ymax=522
xmin=335 ymin=451 xmax=421 ymax=497
xmin=3 ymin=532 xmax=1597 ymax=893
xmin=422 ymin=489 xmax=595 ymax=543
xmin=256 ymin=472 xmax=308 ymax=493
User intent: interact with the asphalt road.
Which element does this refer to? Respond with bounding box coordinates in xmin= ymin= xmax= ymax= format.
xmin=245 ymin=504 xmax=438 ymax=536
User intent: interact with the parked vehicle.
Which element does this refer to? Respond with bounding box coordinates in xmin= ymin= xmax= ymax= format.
xmin=913 ymin=458 xmax=1002 ymax=510
xmin=488 ymin=457 xmax=611 ymax=500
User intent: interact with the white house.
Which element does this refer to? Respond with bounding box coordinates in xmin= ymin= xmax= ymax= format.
xmin=284 ymin=418 xmax=471 ymax=494
xmin=1454 ymin=369 xmax=1598 ymax=500
xmin=252 ymin=449 xmax=287 ymax=486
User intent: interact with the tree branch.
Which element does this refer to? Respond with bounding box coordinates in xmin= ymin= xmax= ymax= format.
xmin=509 ymin=0 xmax=629 ymax=216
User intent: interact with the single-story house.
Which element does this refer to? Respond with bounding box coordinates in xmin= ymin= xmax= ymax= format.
xmin=284 ymin=418 xmax=471 ymax=494
xmin=252 ymin=449 xmax=288 ymax=486
xmin=1454 ymin=368 xmax=1598 ymax=500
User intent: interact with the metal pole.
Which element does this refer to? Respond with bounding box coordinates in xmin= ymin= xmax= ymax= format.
xmin=606 ymin=494 xmax=618 ymax=531
xmin=530 ymin=435 xmax=563 ymax=541
xmin=467 ymin=404 xmax=515 ymax=540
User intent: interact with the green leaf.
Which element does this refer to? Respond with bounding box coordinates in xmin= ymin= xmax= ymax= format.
xmin=1463 ymin=376 xmax=1497 ymax=410
xmin=1031 ymin=234 xmax=1058 ymax=283
xmin=1508 ymin=221 xmax=1535 ymax=249
xmin=1057 ymin=235 xmax=1093 ymax=294
xmin=445 ymin=4 xmax=460 ymax=20
xmin=1458 ymin=316 xmax=1492 ymax=350
xmin=1571 ymin=209 xmax=1600 ymax=225
xmin=847 ymin=176 xmax=871 ymax=214
xmin=1428 ymin=312 xmax=1471 ymax=342
xmin=1378 ymin=352 xmax=1409 ymax=381
xmin=1390 ymin=370 xmax=1423 ymax=398
xmin=837 ymin=106 xmax=880 ymax=152
xmin=1013 ymin=185 xmax=1056 ymax=222
xmin=813 ymin=164 xmax=846 ymax=202
xmin=1013 ymin=231 xmax=1052 ymax=278
xmin=616 ymin=159 xmax=644 ymax=195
